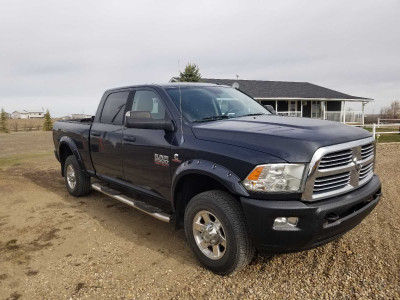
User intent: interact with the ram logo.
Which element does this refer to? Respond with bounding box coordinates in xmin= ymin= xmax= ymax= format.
xmin=154 ymin=154 xmax=169 ymax=167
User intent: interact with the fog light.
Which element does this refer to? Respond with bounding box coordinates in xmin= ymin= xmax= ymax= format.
xmin=273 ymin=217 xmax=299 ymax=230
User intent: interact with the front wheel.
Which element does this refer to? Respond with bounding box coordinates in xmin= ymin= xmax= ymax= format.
xmin=184 ymin=190 xmax=255 ymax=275
xmin=64 ymin=155 xmax=91 ymax=197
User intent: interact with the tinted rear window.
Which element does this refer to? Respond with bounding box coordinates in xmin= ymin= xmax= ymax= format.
xmin=100 ymin=91 xmax=129 ymax=124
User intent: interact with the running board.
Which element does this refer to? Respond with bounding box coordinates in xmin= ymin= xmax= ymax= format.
xmin=91 ymin=183 xmax=171 ymax=223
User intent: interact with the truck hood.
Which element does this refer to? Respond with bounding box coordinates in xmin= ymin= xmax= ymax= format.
xmin=191 ymin=115 xmax=371 ymax=163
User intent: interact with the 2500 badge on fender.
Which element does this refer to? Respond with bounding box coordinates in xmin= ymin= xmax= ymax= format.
xmin=53 ymin=83 xmax=381 ymax=275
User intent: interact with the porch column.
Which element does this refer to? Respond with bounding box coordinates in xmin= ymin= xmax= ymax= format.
xmin=342 ymin=101 xmax=346 ymax=124
xmin=300 ymin=100 xmax=303 ymax=117
xmin=362 ymin=102 xmax=366 ymax=125
xmin=323 ymin=101 xmax=326 ymax=120
xmin=275 ymin=100 xmax=278 ymax=114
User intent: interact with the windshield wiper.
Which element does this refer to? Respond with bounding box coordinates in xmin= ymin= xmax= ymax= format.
xmin=239 ymin=113 xmax=267 ymax=117
xmin=193 ymin=115 xmax=230 ymax=123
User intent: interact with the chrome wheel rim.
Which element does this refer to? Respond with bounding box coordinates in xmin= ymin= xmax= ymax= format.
xmin=66 ymin=164 xmax=76 ymax=190
xmin=192 ymin=210 xmax=226 ymax=260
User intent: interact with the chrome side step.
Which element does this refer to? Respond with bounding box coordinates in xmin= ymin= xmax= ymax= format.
xmin=91 ymin=183 xmax=171 ymax=223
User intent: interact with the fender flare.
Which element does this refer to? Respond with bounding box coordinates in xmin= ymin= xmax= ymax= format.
xmin=171 ymin=159 xmax=250 ymax=209
xmin=58 ymin=136 xmax=86 ymax=175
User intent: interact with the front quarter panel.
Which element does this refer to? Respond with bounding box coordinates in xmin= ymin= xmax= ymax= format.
xmin=172 ymin=159 xmax=250 ymax=200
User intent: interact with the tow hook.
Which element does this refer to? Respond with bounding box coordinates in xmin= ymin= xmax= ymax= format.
xmin=325 ymin=212 xmax=340 ymax=223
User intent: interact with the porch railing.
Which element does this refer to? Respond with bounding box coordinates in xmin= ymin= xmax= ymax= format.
xmin=325 ymin=111 xmax=363 ymax=124
xmin=277 ymin=111 xmax=302 ymax=117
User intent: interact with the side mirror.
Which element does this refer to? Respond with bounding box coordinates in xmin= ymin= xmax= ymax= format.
xmin=125 ymin=111 xmax=175 ymax=131
xmin=264 ymin=105 xmax=277 ymax=115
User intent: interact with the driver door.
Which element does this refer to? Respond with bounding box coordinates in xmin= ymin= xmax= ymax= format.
xmin=122 ymin=89 xmax=172 ymax=200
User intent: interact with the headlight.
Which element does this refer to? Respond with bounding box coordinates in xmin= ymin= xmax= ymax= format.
xmin=242 ymin=164 xmax=305 ymax=193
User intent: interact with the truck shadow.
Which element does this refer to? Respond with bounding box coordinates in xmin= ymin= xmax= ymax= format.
xmin=22 ymin=168 xmax=275 ymax=271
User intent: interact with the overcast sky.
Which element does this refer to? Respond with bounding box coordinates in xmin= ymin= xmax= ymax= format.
xmin=0 ymin=0 xmax=399 ymax=116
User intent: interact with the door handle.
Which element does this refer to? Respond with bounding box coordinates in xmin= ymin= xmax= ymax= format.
xmin=91 ymin=131 xmax=101 ymax=137
xmin=123 ymin=136 xmax=136 ymax=142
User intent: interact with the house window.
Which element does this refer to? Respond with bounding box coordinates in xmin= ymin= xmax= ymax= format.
xmin=311 ymin=101 xmax=322 ymax=118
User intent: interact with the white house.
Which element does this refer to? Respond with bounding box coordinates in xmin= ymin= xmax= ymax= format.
xmin=170 ymin=78 xmax=372 ymax=124
xmin=12 ymin=110 xmax=45 ymax=119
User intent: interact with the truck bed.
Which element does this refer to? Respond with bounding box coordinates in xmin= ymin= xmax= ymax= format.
xmin=53 ymin=117 xmax=94 ymax=173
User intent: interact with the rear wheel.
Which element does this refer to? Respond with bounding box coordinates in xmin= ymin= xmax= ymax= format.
xmin=184 ymin=190 xmax=254 ymax=275
xmin=64 ymin=155 xmax=91 ymax=197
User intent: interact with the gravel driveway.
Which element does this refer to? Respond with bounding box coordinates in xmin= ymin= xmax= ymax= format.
xmin=0 ymin=132 xmax=399 ymax=299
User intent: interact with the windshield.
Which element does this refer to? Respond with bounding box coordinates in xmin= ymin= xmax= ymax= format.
xmin=165 ymin=86 xmax=270 ymax=123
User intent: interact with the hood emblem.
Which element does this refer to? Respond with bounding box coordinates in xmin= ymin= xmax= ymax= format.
xmin=352 ymin=157 xmax=362 ymax=173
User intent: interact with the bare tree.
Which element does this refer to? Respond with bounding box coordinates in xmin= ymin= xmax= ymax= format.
xmin=380 ymin=100 xmax=400 ymax=119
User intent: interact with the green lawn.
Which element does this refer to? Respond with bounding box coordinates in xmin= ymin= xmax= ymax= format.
xmin=363 ymin=127 xmax=400 ymax=143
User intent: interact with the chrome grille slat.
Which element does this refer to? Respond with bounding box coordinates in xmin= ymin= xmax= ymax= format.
xmin=361 ymin=144 xmax=374 ymax=150
xmin=314 ymin=172 xmax=351 ymax=191
xmin=314 ymin=179 xmax=350 ymax=189
xmin=359 ymin=163 xmax=373 ymax=180
xmin=322 ymin=151 xmax=352 ymax=159
xmin=301 ymin=137 xmax=376 ymax=202
xmin=318 ymin=149 xmax=353 ymax=170
xmin=361 ymin=148 xmax=374 ymax=155
xmin=360 ymin=164 xmax=373 ymax=173
xmin=319 ymin=155 xmax=352 ymax=164
xmin=313 ymin=181 xmax=350 ymax=192
xmin=314 ymin=172 xmax=350 ymax=183
xmin=361 ymin=143 xmax=375 ymax=160
xmin=319 ymin=160 xmax=352 ymax=169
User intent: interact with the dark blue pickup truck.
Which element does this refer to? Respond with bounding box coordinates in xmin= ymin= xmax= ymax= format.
xmin=53 ymin=83 xmax=381 ymax=275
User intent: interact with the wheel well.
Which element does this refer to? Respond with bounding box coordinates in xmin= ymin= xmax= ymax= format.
xmin=174 ymin=174 xmax=233 ymax=225
xmin=59 ymin=143 xmax=73 ymax=176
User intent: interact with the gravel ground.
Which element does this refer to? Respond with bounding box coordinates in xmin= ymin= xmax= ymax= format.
xmin=0 ymin=132 xmax=399 ymax=299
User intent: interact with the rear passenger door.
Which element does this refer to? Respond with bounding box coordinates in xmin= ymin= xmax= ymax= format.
xmin=122 ymin=89 xmax=172 ymax=200
xmin=90 ymin=91 xmax=130 ymax=180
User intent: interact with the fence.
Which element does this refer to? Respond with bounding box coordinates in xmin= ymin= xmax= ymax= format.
xmin=371 ymin=123 xmax=400 ymax=139
xmin=377 ymin=118 xmax=400 ymax=128
xmin=277 ymin=111 xmax=302 ymax=117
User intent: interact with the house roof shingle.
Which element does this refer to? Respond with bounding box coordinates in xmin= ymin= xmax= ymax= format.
xmin=199 ymin=78 xmax=371 ymax=101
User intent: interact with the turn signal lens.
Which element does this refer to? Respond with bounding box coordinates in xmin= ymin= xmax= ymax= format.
xmin=247 ymin=166 xmax=264 ymax=181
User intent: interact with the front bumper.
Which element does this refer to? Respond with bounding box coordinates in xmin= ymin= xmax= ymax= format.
xmin=240 ymin=175 xmax=382 ymax=253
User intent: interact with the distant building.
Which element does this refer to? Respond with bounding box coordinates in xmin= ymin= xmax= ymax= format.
xmin=71 ymin=114 xmax=92 ymax=119
xmin=12 ymin=110 xmax=45 ymax=119
xmin=4 ymin=112 xmax=11 ymax=119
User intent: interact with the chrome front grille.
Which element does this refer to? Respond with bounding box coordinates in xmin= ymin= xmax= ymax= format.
xmin=302 ymin=137 xmax=375 ymax=201
xmin=313 ymin=172 xmax=351 ymax=194
xmin=318 ymin=149 xmax=353 ymax=169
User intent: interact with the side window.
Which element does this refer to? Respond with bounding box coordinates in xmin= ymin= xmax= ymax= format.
xmin=129 ymin=90 xmax=166 ymax=120
xmin=100 ymin=91 xmax=130 ymax=124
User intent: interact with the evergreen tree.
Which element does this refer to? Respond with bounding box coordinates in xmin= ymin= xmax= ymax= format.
xmin=0 ymin=108 xmax=9 ymax=133
xmin=43 ymin=109 xmax=53 ymax=131
xmin=178 ymin=63 xmax=201 ymax=82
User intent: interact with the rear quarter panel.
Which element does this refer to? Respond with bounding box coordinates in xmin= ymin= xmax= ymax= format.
xmin=53 ymin=120 xmax=94 ymax=173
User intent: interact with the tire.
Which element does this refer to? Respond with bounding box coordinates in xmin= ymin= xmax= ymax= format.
xmin=64 ymin=155 xmax=91 ymax=197
xmin=184 ymin=190 xmax=255 ymax=275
